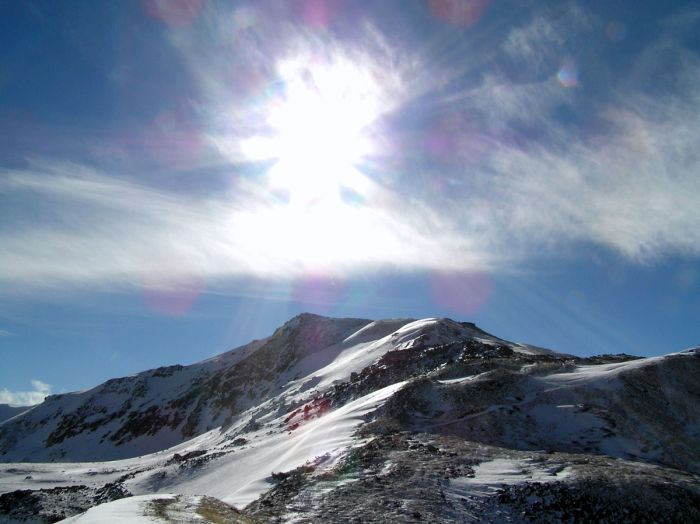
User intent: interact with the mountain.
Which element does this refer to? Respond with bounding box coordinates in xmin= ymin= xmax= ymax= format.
xmin=0 ymin=313 xmax=376 ymax=462
xmin=0 ymin=405 xmax=28 ymax=425
xmin=0 ymin=314 xmax=698 ymax=523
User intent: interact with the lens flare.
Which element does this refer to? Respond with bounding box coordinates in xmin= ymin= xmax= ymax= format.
xmin=141 ymin=111 xmax=203 ymax=169
xmin=300 ymin=0 xmax=346 ymax=27
xmin=557 ymin=62 xmax=578 ymax=88
xmin=605 ymin=21 xmax=627 ymax=42
xmin=142 ymin=273 xmax=205 ymax=316
xmin=429 ymin=0 xmax=491 ymax=27
xmin=430 ymin=271 xmax=493 ymax=315
xmin=142 ymin=0 xmax=203 ymax=27
xmin=292 ymin=273 xmax=346 ymax=312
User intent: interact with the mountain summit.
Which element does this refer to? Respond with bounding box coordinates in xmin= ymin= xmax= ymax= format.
xmin=1 ymin=315 xmax=698 ymax=522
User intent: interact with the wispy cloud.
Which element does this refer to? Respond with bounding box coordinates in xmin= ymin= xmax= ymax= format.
xmin=1 ymin=3 xmax=699 ymax=293
xmin=0 ymin=330 xmax=11 ymax=337
xmin=0 ymin=379 xmax=51 ymax=406
xmin=405 ymin=3 xmax=700 ymax=262
xmin=455 ymin=6 xmax=700 ymax=261
xmin=0 ymin=160 xmax=491 ymax=292
xmin=502 ymin=3 xmax=594 ymax=77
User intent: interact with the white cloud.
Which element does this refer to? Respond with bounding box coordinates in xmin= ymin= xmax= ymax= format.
xmin=424 ymin=5 xmax=700 ymax=263
xmin=0 ymin=330 xmax=11 ymax=337
xmin=0 ymin=160 xmax=493 ymax=292
xmin=0 ymin=4 xmax=699 ymax=293
xmin=0 ymin=380 xmax=51 ymax=406
xmin=502 ymin=3 xmax=593 ymax=77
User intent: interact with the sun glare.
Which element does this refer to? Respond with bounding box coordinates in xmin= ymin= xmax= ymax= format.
xmin=243 ymin=55 xmax=382 ymax=206
xmin=233 ymin=51 xmax=401 ymax=271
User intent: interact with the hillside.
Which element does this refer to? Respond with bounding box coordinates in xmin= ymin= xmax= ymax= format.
xmin=0 ymin=314 xmax=698 ymax=522
xmin=0 ymin=406 xmax=27 ymax=425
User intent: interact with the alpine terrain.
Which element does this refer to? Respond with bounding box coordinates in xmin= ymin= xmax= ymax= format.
xmin=0 ymin=313 xmax=698 ymax=522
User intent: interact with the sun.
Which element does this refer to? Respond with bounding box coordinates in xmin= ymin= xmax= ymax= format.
xmin=232 ymin=51 xmax=398 ymax=272
xmin=242 ymin=54 xmax=383 ymax=206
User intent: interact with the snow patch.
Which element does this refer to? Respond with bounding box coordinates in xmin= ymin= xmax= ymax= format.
xmin=445 ymin=458 xmax=570 ymax=503
xmin=59 ymin=494 xmax=177 ymax=523
xmin=540 ymin=356 xmax=662 ymax=390
xmin=126 ymin=381 xmax=407 ymax=508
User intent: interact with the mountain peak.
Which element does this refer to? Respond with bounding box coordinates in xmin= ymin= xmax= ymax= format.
xmin=282 ymin=311 xmax=371 ymax=329
xmin=1 ymin=315 xmax=700 ymax=523
xmin=273 ymin=312 xmax=372 ymax=354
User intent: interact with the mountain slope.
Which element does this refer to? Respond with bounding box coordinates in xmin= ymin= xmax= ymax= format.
xmin=0 ymin=314 xmax=381 ymax=462
xmin=383 ymin=347 xmax=700 ymax=474
xmin=0 ymin=405 xmax=27 ymax=425
xmin=0 ymin=314 xmax=698 ymax=523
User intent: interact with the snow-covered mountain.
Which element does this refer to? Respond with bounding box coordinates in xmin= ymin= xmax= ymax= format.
xmin=1 ymin=314 xmax=698 ymax=523
xmin=0 ymin=314 xmax=379 ymax=462
xmin=0 ymin=405 xmax=27 ymax=425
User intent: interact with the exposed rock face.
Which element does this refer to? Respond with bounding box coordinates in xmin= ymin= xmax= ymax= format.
xmin=380 ymin=347 xmax=700 ymax=475
xmin=0 ymin=482 xmax=130 ymax=523
xmin=246 ymin=433 xmax=700 ymax=524
xmin=0 ymin=313 xmax=372 ymax=462
xmin=1 ymin=315 xmax=698 ymax=523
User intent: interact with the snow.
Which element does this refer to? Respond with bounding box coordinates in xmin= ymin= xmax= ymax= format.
xmin=1 ymin=374 xmax=405 ymax=513
xmin=390 ymin=318 xmax=440 ymax=347
xmin=445 ymin=458 xmax=570 ymax=502
xmin=0 ymin=317 xmax=414 ymax=515
xmin=59 ymin=494 xmax=176 ymax=523
xmin=387 ymin=317 xmax=502 ymax=353
xmin=540 ymin=355 xmax=663 ymax=390
xmin=0 ymin=316 xmax=428 ymax=502
xmin=283 ymin=325 xmax=403 ymax=390
xmin=512 ymin=343 xmax=566 ymax=356
xmin=0 ymin=404 xmax=30 ymax=424
xmin=2 ymin=327 xmax=678 ymax=506
xmin=130 ymin=381 xmax=407 ymax=508
xmin=341 ymin=318 xmax=414 ymax=345
xmin=6 ymin=315 xmax=696 ymax=522
xmin=0 ymin=317 xmax=378 ymax=463
xmin=467 ymin=458 xmax=570 ymax=485
xmin=0 ymin=320 xmax=697 ymax=524
xmin=0 ymin=316 xmax=488 ymax=465
xmin=285 ymin=319 xmax=420 ymax=393
xmin=437 ymin=371 xmax=492 ymax=385
xmin=392 ymin=318 xmax=454 ymax=348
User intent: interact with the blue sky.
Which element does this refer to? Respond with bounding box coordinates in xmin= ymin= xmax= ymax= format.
xmin=1 ymin=0 xmax=699 ymax=405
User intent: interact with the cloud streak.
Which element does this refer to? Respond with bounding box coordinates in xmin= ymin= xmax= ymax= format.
xmin=0 ymin=380 xmax=51 ymax=406
xmin=1 ymin=2 xmax=699 ymax=292
xmin=465 ymin=8 xmax=700 ymax=261
xmin=0 ymin=160 xmax=490 ymax=292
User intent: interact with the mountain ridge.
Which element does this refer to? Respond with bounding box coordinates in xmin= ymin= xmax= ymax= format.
xmin=0 ymin=314 xmax=698 ymax=523
xmin=0 ymin=313 xmax=380 ymax=462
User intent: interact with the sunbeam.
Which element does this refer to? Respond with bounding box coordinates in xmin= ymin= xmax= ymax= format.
xmin=242 ymin=53 xmax=383 ymax=206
